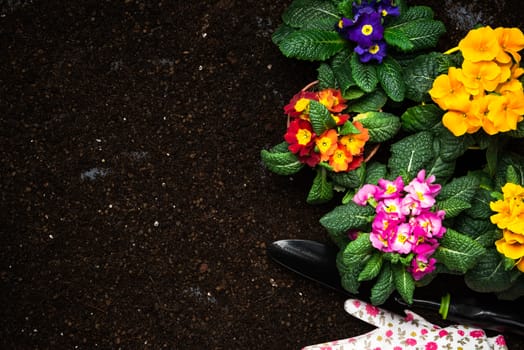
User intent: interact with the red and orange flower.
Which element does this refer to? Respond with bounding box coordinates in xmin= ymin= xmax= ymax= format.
xmin=283 ymin=88 xmax=370 ymax=173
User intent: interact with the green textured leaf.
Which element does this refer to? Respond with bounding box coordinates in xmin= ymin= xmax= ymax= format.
xmin=495 ymin=154 xmax=524 ymax=189
xmin=309 ymin=100 xmax=337 ymax=135
xmin=351 ymin=53 xmax=379 ymax=92
xmin=331 ymin=49 xmax=357 ymax=93
xmin=358 ymin=253 xmax=383 ymax=282
xmin=388 ymin=19 xmax=446 ymax=51
xmin=341 ymin=269 xmax=361 ymax=294
xmin=438 ymin=174 xmax=480 ymax=202
xmin=282 ymin=0 xmax=340 ymax=29
xmin=437 ymin=175 xmax=480 ymax=217
xmin=343 ymin=233 xmax=374 ymax=266
xmin=466 ymin=187 xmax=494 ymax=219
xmin=392 ymin=5 xmax=435 ymax=23
xmin=434 ymin=229 xmax=486 ymax=274
xmin=339 ymin=121 xmax=361 ymax=136
xmin=402 ymin=53 xmax=443 ymax=102
xmin=388 ymin=131 xmax=434 ymax=179
xmin=465 ymin=249 xmax=515 ymax=293
xmin=392 ymin=263 xmax=415 ymax=304
xmin=401 ymin=104 xmax=442 ymax=133
xmin=278 ymin=30 xmax=345 ymax=61
xmin=365 ymin=162 xmax=387 ymax=185
xmin=354 ymin=111 xmax=401 ymax=143
xmin=317 ymin=63 xmax=337 ymax=89
xmin=330 ymin=163 xmax=366 ymax=189
xmin=307 ymin=168 xmax=334 ymax=204
xmin=348 ymin=89 xmax=387 ymax=113
xmin=272 ymin=24 xmax=297 ymax=45
xmin=437 ymin=198 xmax=471 ymax=218
xmin=506 ymin=165 xmax=522 ymax=185
xmin=320 ymin=201 xmax=375 ymax=235
xmin=436 ymin=127 xmax=475 ymax=162
xmin=370 ymin=262 xmax=395 ymax=305
xmin=261 ymin=144 xmax=304 ymax=175
xmin=384 ymin=27 xmax=414 ymax=51
xmin=343 ymin=87 xmax=365 ymax=100
xmin=453 ymin=214 xmax=493 ymax=238
xmin=425 ymin=156 xmax=455 ymax=184
xmin=377 ymin=56 xmax=405 ymax=102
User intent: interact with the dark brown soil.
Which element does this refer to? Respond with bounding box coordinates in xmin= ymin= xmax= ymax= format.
xmin=1 ymin=0 xmax=523 ymax=348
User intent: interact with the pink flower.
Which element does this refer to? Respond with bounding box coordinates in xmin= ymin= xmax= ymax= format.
xmin=386 ymin=330 xmax=393 ymax=337
xmin=458 ymin=330 xmax=465 ymax=336
xmin=470 ymin=330 xmax=485 ymax=338
xmin=377 ymin=176 xmax=404 ymax=199
xmin=404 ymin=170 xmax=441 ymax=209
xmin=352 ymin=300 xmax=361 ymax=308
xmin=438 ymin=330 xmax=448 ymax=337
xmin=400 ymin=195 xmax=422 ymax=216
xmin=389 ymin=223 xmax=416 ymax=254
xmin=413 ymin=211 xmax=446 ymax=239
xmin=496 ymin=335 xmax=506 ymax=346
xmin=365 ymin=303 xmax=380 ymax=316
xmin=425 ymin=342 xmax=438 ymax=350
xmin=421 ymin=328 xmax=428 ymax=335
xmin=377 ymin=197 xmax=404 ymax=218
xmin=409 ymin=255 xmax=437 ymax=280
xmin=406 ymin=338 xmax=417 ymax=346
xmin=394 ymin=347 xmax=403 ymax=350
xmin=353 ymin=184 xmax=379 ymax=206
xmin=373 ymin=348 xmax=382 ymax=350
xmin=405 ymin=313 xmax=414 ymax=322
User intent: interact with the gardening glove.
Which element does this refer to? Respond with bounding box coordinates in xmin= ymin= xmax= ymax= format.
xmin=302 ymin=298 xmax=508 ymax=350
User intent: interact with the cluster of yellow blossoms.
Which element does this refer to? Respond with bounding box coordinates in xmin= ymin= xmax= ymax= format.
xmin=490 ymin=183 xmax=524 ymax=272
xmin=429 ymin=26 xmax=524 ymax=136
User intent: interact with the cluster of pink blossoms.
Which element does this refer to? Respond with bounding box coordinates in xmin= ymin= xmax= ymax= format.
xmin=353 ymin=170 xmax=446 ymax=280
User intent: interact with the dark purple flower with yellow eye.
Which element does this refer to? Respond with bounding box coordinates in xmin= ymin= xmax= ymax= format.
xmin=355 ymin=40 xmax=387 ymax=63
xmin=346 ymin=11 xmax=384 ymax=48
xmin=335 ymin=17 xmax=355 ymax=36
xmin=377 ymin=0 xmax=400 ymax=17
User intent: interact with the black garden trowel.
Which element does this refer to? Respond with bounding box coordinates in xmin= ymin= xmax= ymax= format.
xmin=267 ymin=239 xmax=524 ymax=336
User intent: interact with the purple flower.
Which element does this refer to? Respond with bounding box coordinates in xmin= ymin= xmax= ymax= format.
xmin=346 ymin=11 xmax=384 ymax=47
xmin=377 ymin=0 xmax=400 ymax=17
xmin=355 ymin=41 xmax=387 ymax=63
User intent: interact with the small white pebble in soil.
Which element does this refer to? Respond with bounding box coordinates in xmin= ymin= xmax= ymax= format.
xmin=154 ymin=220 xmax=159 ymax=227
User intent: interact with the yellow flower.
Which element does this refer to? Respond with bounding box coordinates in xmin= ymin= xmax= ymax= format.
xmin=442 ymin=104 xmax=483 ymax=136
xmin=458 ymin=26 xmax=501 ymax=62
xmin=429 ymin=67 xmax=470 ymax=110
xmin=495 ymin=27 xmax=524 ymax=63
xmin=491 ymin=183 xmax=524 ymax=232
xmin=316 ymin=129 xmax=338 ymax=162
xmin=486 ymin=92 xmax=524 ymax=133
xmin=460 ymin=60 xmax=502 ymax=94
xmin=339 ymin=121 xmax=369 ymax=155
xmin=495 ymin=229 xmax=524 ymax=260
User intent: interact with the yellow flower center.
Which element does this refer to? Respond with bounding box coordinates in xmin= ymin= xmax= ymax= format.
xmin=369 ymin=44 xmax=380 ymax=54
xmin=381 ymin=9 xmax=388 ymax=16
xmin=361 ymin=24 xmax=373 ymax=36
xmin=294 ymin=98 xmax=310 ymax=113
xmin=296 ymin=128 xmax=312 ymax=145
xmin=398 ymin=234 xmax=407 ymax=243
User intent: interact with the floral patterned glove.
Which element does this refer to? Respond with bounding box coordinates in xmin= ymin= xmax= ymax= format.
xmin=302 ymin=299 xmax=508 ymax=350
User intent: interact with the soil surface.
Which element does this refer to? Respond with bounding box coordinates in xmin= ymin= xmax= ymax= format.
xmin=1 ymin=0 xmax=523 ymax=348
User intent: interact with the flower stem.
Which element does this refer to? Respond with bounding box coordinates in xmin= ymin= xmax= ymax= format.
xmin=444 ymin=46 xmax=460 ymax=55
